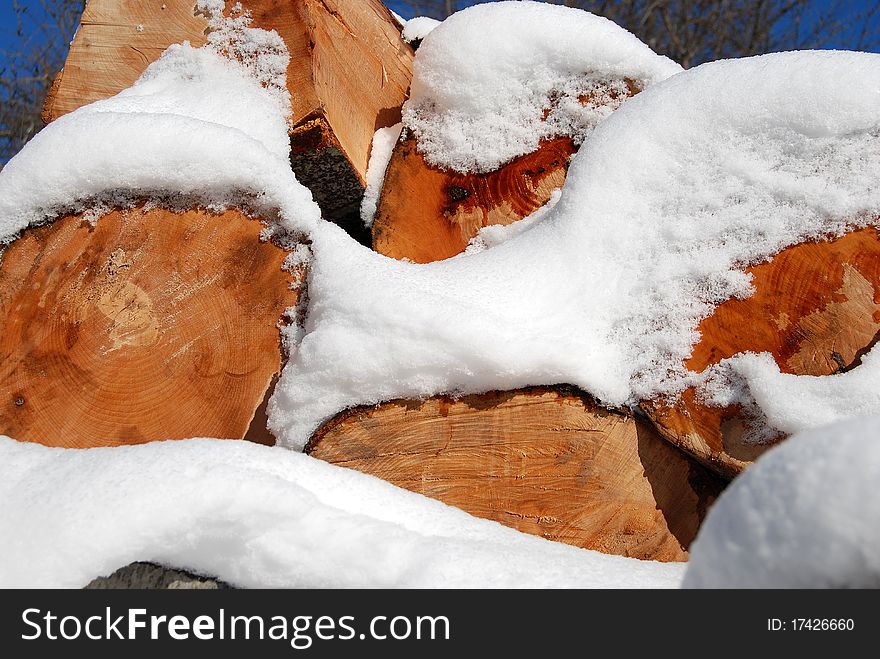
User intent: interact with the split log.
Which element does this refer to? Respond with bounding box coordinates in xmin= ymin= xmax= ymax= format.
xmin=372 ymin=82 xmax=639 ymax=263
xmin=0 ymin=207 xmax=299 ymax=448
xmin=41 ymin=0 xmax=210 ymax=123
xmin=307 ymin=387 xmax=725 ymax=561
xmin=372 ymin=136 xmax=577 ymax=263
xmin=642 ymin=226 xmax=880 ymax=479
xmin=44 ymin=0 xmax=414 ymax=241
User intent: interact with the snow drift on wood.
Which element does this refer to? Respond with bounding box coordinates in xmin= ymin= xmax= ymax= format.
xmin=1 ymin=4 xmax=878 ymax=455
xmin=684 ymin=416 xmax=880 ymax=588
xmin=402 ymin=16 xmax=441 ymax=43
xmin=0 ymin=437 xmax=683 ymax=588
xmin=403 ymin=1 xmax=682 ymax=173
xmin=269 ymin=50 xmax=880 ymax=448
xmin=0 ymin=3 xmax=319 ymax=244
xmin=361 ymin=123 xmax=403 ymax=227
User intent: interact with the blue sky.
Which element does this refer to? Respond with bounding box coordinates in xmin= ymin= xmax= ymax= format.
xmin=1 ymin=0 xmax=878 ymax=62
xmin=0 ymin=2 xmax=17 ymax=53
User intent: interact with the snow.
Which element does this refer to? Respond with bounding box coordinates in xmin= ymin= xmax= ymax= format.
xmin=464 ymin=189 xmax=561 ymax=255
xmin=0 ymin=437 xmax=683 ymax=588
xmin=1 ymin=1 xmax=880 ymax=588
xmin=698 ymin=346 xmax=880 ymax=442
xmin=360 ymin=123 xmax=403 ymax=228
xmin=402 ymin=16 xmax=441 ymax=43
xmin=269 ymin=51 xmax=880 ymax=449
xmin=403 ymin=1 xmax=682 ymax=173
xmin=684 ymin=416 xmax=880 ymax=588
xmin=0 ymin=6 xmax=318 ymax=246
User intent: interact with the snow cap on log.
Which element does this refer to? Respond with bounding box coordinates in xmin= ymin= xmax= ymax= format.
xmin=371 ymin=1 xmax=681 ymax=262
xmin=42 ymin=0 xmax=414 ymax=239
xmin=268 ymin=52 xmax=880 ymax=452
xmin=403 ymin=0 xmax=682 ymax=174
xmin=2 ymin=36 xmax=318 ymax=242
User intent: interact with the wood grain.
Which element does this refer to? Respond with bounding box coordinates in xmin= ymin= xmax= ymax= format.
xmin=44 ymin=0 xmax=413 ymax=183
xmin=372 ymin=81 xmax=639 ymax=263
xmin=42 ymin=0 xmax=209 ymax=123
xmin=642 ymin=226 xmax=880 ymax=478
xmin=373 ymin=136 xmax=576 ymax=263
xmin=0 ymin=206 xmax=298 ymax=447
xmin=307 ymin=387 xmax=725 ymax=561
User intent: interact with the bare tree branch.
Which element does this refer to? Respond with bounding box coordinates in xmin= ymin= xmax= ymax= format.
xmin=396 ymin=0 xmax=880 ymax=69
xmin=1 ymin=0 xmax=84 ymax=164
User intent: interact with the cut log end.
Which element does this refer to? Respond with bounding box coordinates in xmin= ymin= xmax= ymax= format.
xmin=372 ymin=78 xmax=641 ymax=264
xmin=0 ymin=207 xmax=299 ymax=448
xmin=372 ymin=135 xmax=576 ymax=263
xmin=307 ymin=387 xmax=725 ymax=562
xmin=643 ymin=226 xmax=880 ymax=478
xmin=42 ymin=0 xmax=413 ymax=242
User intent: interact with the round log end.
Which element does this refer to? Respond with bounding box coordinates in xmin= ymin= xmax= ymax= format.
xmin=643 ymin=226 xmax=880 ymax=477
xmin=0 ymin=206 xmax=299 ymax=447
xmin=308 ymin=387 xmax=725 ymax=562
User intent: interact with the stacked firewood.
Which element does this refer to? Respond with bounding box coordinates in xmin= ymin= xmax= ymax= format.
xmin=3 ymin=0 xmax=877 ymax=564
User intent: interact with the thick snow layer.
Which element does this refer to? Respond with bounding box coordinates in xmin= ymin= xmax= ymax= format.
xmin=0 ymin=6 xmax=319 ymax=245
xmin=0 ymin=437 xmax=683 ymax=588
xmin=402 ymin=16 xmax=441 ymax=43
xmin=464 ymin=189 xmax=561 ymax=255
xmin=403 ymin=1 xmax=682 ymax=173
xmin=269 ymin=51 xmax=880 ymax=448
xmin=684 ymin=416 xmax=880 ymax=588
xmin=699 ymin=346 xmax=880 ymax=442
xmin=1 ymin=5 xmax=878 ymax=454
xmin=360 ymin=123 xmax=402 ymax=228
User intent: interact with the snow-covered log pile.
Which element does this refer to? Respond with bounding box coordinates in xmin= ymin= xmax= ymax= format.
xmin=1 ymin=0 xmax=879 ymax=588
xmin=44 ymin=0 xmax=413 ymax=242
xmin=370 ymin=6 xmax=681 ymax=261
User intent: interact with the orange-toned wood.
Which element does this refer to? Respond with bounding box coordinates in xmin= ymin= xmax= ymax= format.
xmin=0 ymin=207 xmax=299 ymax=447
xmin=248 ymin=0 xmax=413 ymax=180
xmin=307 ymin=387 xmax=725 ymax=561
xmin=642 ymin=226 xmax=880 ymax=478
xmin=42 ymin=0 xmax=210 ymax=124
xmin=43 ymin=0 xmax=413 ymax=182
xmin=372 ymin=136 xmax=576 ymax=263
xmin=372 ymin=80 xmax=640 ymax=263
